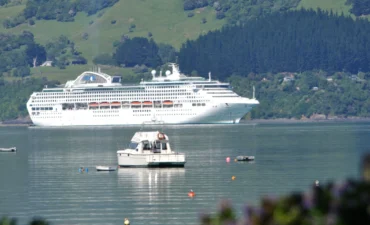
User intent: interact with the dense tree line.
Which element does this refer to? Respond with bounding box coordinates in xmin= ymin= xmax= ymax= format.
xmin=347 ymin=0 xmax=370 ymax=16
xmin=0 ymin=32 xmax=86 ymax=75
xmin=94 ymin=37 xmax=176 ymax=68
xmin=3 ymin=0 xmax=118 ymax=28
xmin=0 ymin=31 xmax=46 ymax=76
xmin=113 ymin=37 xmax=162 ymax=68
xmin=229 ymin=70 xmax=370 ymax=119
xmin=0 ymin=77 xmax=58 ymax=121
xmin=44 ymin=35 xmax=87 ymax=69
xmin=0 ymin=0 xmax=9 ymax=6
xmin=178 ymin=9 xmax=370 ymax=81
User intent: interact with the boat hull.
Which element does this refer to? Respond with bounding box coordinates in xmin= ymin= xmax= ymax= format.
xmin=117 ymin=153 xmax=186 ymax=168
xmin=0 ymin=147 xmax=17 ymax=152
xmin=28 ymin=102 xmax=257 ymax=127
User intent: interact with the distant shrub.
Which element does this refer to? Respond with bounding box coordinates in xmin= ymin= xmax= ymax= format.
xmin=0 ymin=0 xmax=9 ymax=7
xmin=12 ymin=66 xmax=30 ymax=77
xmin=132 ymin=64 xmax=149 ymax=73
xmin=89 ymin=20 xmax=94 ymax=25
xmin=148 ymin=32 xmax=153 ymax=38
xmin=184 ymin=0 xmax=196 ymax=10
xmin=82 ymin=32 xmax=88 ymax=40
xmin=120 ymin=34 xmax=129 ymax=42
xmin=188 ymin=12 xmax=194 ymax=17
xmin=201 ymin=17 xmax=207 ymax=24
xmin=130 ymin=24 xmax=136 ymax=29
xmin=112 ymin=40 xmax=120 ymax=47
xmin=93 ymin=53 xmax=116 ymax=65
xmin=111 ymin=20 xmax=116 ymax=24
xmin=222 ymin=4 xmax=230 ymax=12
xmin=216 ymin=11 xmax=225 ymax=20
xmin=28 ymin=19 xmax=35 ymax=25
xmin=97 ymin=12 xmax=104 ymax=18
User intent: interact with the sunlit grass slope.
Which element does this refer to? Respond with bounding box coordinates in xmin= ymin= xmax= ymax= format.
xmin=298 ymin=0 xmax=351 ymax=15
xmin=0 ymin=0 xmax=224 ymax=82
xmin=0 ymin=0 xmax=224 ymax=61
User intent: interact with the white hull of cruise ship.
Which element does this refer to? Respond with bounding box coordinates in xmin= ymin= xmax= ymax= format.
xmin=27 ymin=63 xmax=259 ymax=127
xmin=31 ymin=102 xmax=255 ymax=126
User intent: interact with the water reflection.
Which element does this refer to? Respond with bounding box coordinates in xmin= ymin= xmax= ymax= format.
xmin=117 ymin=168 xmax=186 ymax=199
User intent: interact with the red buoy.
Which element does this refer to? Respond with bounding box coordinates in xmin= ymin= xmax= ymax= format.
xmin=188 ymin=190 xmax=195 ymax=198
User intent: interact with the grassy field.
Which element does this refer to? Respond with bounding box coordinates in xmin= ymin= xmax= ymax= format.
xmin=0 ymin=0 xmax=225 ymax=62
xmin=298 ymin=0 xmax=351 ymax=15
xmin=29 ymin=65 xmax=138 ymax=83
xmin=0 ymin=0 xmax=225 ymax=82
xmin=4 ymin=65 xmax=137 ymax=84
xmin=0 ymin=0 xmax=359 ymax=83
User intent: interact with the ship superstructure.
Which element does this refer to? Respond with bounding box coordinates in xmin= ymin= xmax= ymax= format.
xmin=26 ymin=63 xmax=259 ymax=126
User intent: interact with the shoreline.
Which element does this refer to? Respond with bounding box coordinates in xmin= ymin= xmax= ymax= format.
xmin=1 ymin=117 xmax=370 ymax=127
xmin=242 ymin=117 xmax=370 ymax=124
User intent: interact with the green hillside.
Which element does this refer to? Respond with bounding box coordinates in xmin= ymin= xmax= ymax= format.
xmin=0 ymin=0 xmax=224 ymax=61
xmin=0 ymin=0 xmax=356 ymax=82
xmin=298 ymin=0 xmax=351 ymax=14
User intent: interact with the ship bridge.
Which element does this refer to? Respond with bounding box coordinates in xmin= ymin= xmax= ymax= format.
xmin=147 ymin=63 xmax=206 ymax=83
xmin=65 ymin=70 xmax=122 ymax=88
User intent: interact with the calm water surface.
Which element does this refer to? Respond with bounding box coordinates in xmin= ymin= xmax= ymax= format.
xmin=0 ymin=122 xmax=369 ymax=225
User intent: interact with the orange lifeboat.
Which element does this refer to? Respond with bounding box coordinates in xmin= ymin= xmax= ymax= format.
xmin=188 ymin=190 xmax=196 ymax=198
xmin=163 ymin=100 xmax=173 ymax=105
xmin=143 ymin=101 xmax=153 ymax=105
xmin=131 ymin=101 xmax=141 ymax=105
xmin=100 ymin=102 xmax=110 ymax=106
xmin=111 ymin=101 xmax=121 ymax=106
xmin=89 ymin=102 xmax=98 ymax=107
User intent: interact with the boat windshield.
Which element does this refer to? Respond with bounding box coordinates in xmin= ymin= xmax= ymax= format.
xmin=128 ymin=142 xmax=138 ymax=149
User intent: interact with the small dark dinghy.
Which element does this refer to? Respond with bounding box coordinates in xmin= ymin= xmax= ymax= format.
xmin=0 ymin=147 xmax=17 ymax=152
xmin=235 ymin=155 xmax=255 ymax=162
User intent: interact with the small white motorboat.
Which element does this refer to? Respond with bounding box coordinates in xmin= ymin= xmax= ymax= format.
xmin=96 ymin=166 xmax=117 ymax=171
xmin=235 ymin=155 xmax=255 ymax=162
xmin=0 ymin=147 xmax=17 ymax=152
xmin=117 ymin=131 xmax=186 ymax=167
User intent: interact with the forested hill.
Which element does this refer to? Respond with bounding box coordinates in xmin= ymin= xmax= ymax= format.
xmin=178 ymin=9 xmax=370 ymax=80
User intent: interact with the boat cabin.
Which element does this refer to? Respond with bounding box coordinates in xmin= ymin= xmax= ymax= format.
xmin=125 ymin=131 xmax=172 ymax=154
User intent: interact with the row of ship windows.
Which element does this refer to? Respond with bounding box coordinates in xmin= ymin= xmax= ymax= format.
xmin=133 ymin=114 xmax=196 ymax=116
xmin=32 ymin=116 xmax=62 ymax=118
xmin=31 ymin=106 xmax=202 ymax=112
xmin=38 ymin=89 xmax=190 ymax=96
xmin=32 ymin=107 xmax=53 ymax=111
xmin=93 ymin=115 xmax=119 ymax=117
xmin=35 ymin=93 xmax=192 ymax=98
xmin=30 ymin=100 xmax=210 ymax=107
xmin=31 ymin=98 xmax=209 ymax=104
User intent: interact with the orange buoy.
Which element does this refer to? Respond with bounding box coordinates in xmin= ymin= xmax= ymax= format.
xmin=232 ymin=176 xmax=236 ymax=180
xmin=188 ymin=189 xmax=196 ymax=198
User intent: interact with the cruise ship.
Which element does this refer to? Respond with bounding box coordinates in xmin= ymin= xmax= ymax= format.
xmin=26 ymin=63 xmax=259 ymax=126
